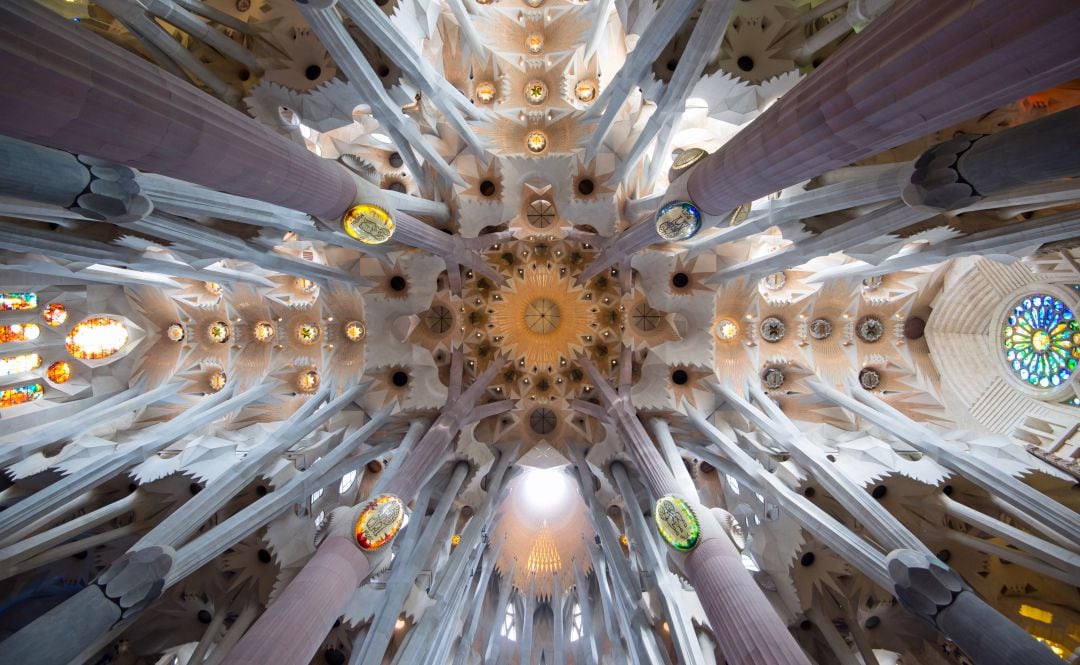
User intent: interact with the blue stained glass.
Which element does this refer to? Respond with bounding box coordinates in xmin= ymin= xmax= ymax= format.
xmin=1002 ymin=294 xmax=1080 ymax=389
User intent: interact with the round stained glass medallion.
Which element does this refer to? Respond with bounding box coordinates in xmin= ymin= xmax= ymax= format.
xmin=525 ymin=80 xmax=548 ymax=104
xmin=655 ymin=201 xmax=702 ymax=241
xmin=763 ymin=368 xmax=785 ymax=390
xmin=343 ymin=204 xmax=395 ymax=245
xmin=47 ymin=361 xmax=72 ymax=384
xmin=654 ymin=495 xmax=700 ymax=552
xmin=1003 ymin=294 xmax=1079 ymax=388
xmin=762 ymin=272 xmax=786 ymax=291
xmin=295 ymin=322 xmax=321 ymax=345
xmin=525 ymin=34 xmax=544 ymax=54
xmin=207 ymin=321 xmax=230 ymax=344
xmin=43 ymin=303 xmax=67 ymax=327
xmin=857 ymin=317 xmax=884 ymax=343
xmin=355 ymin=495 xmax=406 ymax=551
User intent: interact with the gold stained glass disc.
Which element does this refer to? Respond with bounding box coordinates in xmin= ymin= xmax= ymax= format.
xmin=343 ymin=204 xmax=395 ymax=245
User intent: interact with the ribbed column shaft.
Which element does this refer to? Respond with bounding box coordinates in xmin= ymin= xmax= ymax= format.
xmin=686 ymin=0 xmax=1080 ymax=215
xmin=682 ymin=538 xmax=811 ymax=665
xmin=0 ymin=1 xmax=357 ymax=220
xmin=223 ymin=537 xmax=370 ymax=665
xmin=0 ymin=135 xmax=89 ymax=207
xmin=959 ymin=105 xmax=1080 ymax=195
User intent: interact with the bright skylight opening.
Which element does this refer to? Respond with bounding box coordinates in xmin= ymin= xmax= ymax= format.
xmin=518 ymin=466 xmax=573 ymax=520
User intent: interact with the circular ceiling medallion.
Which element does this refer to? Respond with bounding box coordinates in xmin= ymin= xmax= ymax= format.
xmin=716 ymin=318 xmax=739 ymax=340
xmin=343 ymin=204 xmax=395 ymax=245
xmin=355 ymin=495 xmax=406 ymax=551
xmin=857 ymin=316 xmax=885 ymax=343
xmin=345 ymin=320 xmax=366 ymax=341
xmin=209 ymin=371 xmax=227 ymax=392
xmin=207 ymin=321 xmax=230 ymax=344
xmin=297 ymin=369 xmax=320 ymax=393
xmin=295 ymin=322 xmax=321 ymax=345
xmin=525 ymin=80 xmax=548 ymax=105
xmin=760 ymin=317 xmax=786 ymax=342
xmin=654 ymin=496 xmax=700 ymax=552
xmin=167 ymin=323 xmax=185 ymax=342
xmin=526 ymin=131 xmax=548 ymax=153
xmin=524 ymin=298 xmax=561 ymax=334
xmin=475 ymin=81 xmax=497 ymax=103
xmin=525 ymin=33 xmax=544 ymax=54
xmin=809 ymin=318 xmax=832 ymax=340
xmin=762 ymin=271 xmax=786 ymax=291
xmin=763 ymin=367 xmax=785 ymax=389
xmin=254 ymin=321 xmax=275 ymax=342
xmin=574 ymin=80 xmax=597 ymax=102
xmin=424 ymin=306 xmax=452 ymax=334
xmin=859 ymin=367 xmax=881 ymax=390
xmin=655 ymin=201 xmax=702 ymax=241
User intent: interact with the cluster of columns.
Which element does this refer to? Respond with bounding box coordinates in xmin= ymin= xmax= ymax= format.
xmin=579 ymin=0 xmax=1080 ymax=280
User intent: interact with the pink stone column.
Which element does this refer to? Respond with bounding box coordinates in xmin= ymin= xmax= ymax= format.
xmin=223 ymin=537 xmax=370 ymax=665
xmin=686 ymin=0 xmax=1080 ymax=215
xmin=0 ymin=1 xmax=357 ymax=221
xmin=683 ymin=538 xmax=811 ymax=665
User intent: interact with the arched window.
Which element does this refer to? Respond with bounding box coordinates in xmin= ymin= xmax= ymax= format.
xmin=569 ymin=603 xmax=583 ymax=642
xmin=1 ymin=383 xmax=43 ymax=408
xmin=66 ymin=317 xmax=128 ymax=360
xmin=0 ymin=353 xmax=42 ymax=376
xmin=0 ymin=292 xmax=37 ymax=311
xmin=501 ymin=602 xmax=517 ymax=641
xmin=339 ymin=470 xmax=357 ymax=494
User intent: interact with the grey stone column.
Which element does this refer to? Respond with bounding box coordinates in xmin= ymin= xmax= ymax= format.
xmin=887 ymin=550 xmax=1063 ymax=665
xmin=904 ymin=106 xmax=1080 ymax=210
xmin=0 ymin=1 xmax=357 ymax=220
xmin=0 ymin=135 xmax=89 ymax=207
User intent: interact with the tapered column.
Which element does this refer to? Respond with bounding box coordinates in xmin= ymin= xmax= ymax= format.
xmin=685 ymin=0 xmax=1080 ymax=216
xmin=224 ymin=537 xmax=371 ymax=665
xmin=0 ymin=1 xmax=357 ymax=220
xmin=575 ymin=358 xmax=810 ymax=665
xmin=887 ymin=550 xmax=1063 ymax=665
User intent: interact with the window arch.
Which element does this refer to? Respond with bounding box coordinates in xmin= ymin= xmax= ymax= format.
xmin=569 ymin=603 xmax=583 ymax=642
xmin=501 ymin=601 xmax=517 ymax=641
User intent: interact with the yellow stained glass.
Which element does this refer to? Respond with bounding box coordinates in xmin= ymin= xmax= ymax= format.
xmin=66 ymin=317 xmax=128 ymax=360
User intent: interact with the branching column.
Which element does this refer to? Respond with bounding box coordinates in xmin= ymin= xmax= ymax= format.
xmin=576 ymin=357 xmax=811 ymax=665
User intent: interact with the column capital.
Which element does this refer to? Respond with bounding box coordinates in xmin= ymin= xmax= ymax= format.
xmin=886 ymin=549 xmax=964 ymax=627
xmin=901 ymin=133 xmax=986 ymax=211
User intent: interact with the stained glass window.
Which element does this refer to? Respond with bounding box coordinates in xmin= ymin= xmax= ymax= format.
xmin=66 ymin=317 xmax=129 ymax=360
xmin=42 ymin=303 xmax=67 ymax=326
xmin=0 ymin=292 xmax=37 ymax=311
xmin=0 ymin=383 xmax=43 ymax=408
xmin=47 ymin=361 xmax=72 ymax=384
xmin=0 ymin=323 xmax=40 ymax=344
xmin=1003 ymin=294 xmax=1080 ymax=388
xmin=0 ymin=353 xmax=42 ymax=376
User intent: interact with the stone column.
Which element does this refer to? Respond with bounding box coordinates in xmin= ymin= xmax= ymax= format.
xmin=0 ymin=1 xmax=357 ymax=220
xmin=903 ymin=105 xmax=1080 ymax=210
xmin=685 ymin=0 xmax=1080 ymax=216
xmin=224 ymin=537 xmax=371 ymax=665
xmin=575 ymin=359 xmax=811 ymax=665
xmin=887 ymin=550 xmax=1063 ymax=665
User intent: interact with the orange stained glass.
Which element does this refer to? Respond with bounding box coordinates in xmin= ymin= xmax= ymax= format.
xmin=47 ymin=361 xmax=72 ymax=384
xmin=0 ymin=292 xmax=37 ymax=311
xmin=43 ymin=303 xmax=67 ymax=326
xmin=0 ymin=383 xmax=43 ymax=408
xmin=354 ymin=495 xmax=406 ymax=551
xmin=0 ymin=353 xmax=42 ymax=376
xmin=65 ymin=317 xmax=128 ymax=360
xmin=0 ymin=323 xmax=40 ymax=345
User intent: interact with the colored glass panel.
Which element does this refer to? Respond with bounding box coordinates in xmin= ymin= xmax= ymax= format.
xmin=0 ymin=292 xmax=37 ymax=311
xmin=0 ymin=353 xmax=42 ymax=376
xmin=42 ymin=303 xmax=67 ymax=326
xmin=654 ymin=495 xmax=701 ymax=551
xmin=1002 ymin=295 xmax=1080 ymax=388
xmin=0 ymin=383 xmax=43 ymax=408
xmin=47 ymin=361 xmax=72 ymax=384
xmin=354 ymin=495 xmax=405 ymax=551
xmin=66 ymin=317 xmax=128 ymax=360
xmin=0 ymin=323 xmax=40 ymax=344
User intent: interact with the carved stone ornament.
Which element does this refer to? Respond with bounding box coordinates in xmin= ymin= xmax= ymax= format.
xmin=886 ymin=549 xmax=964 ymax=627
